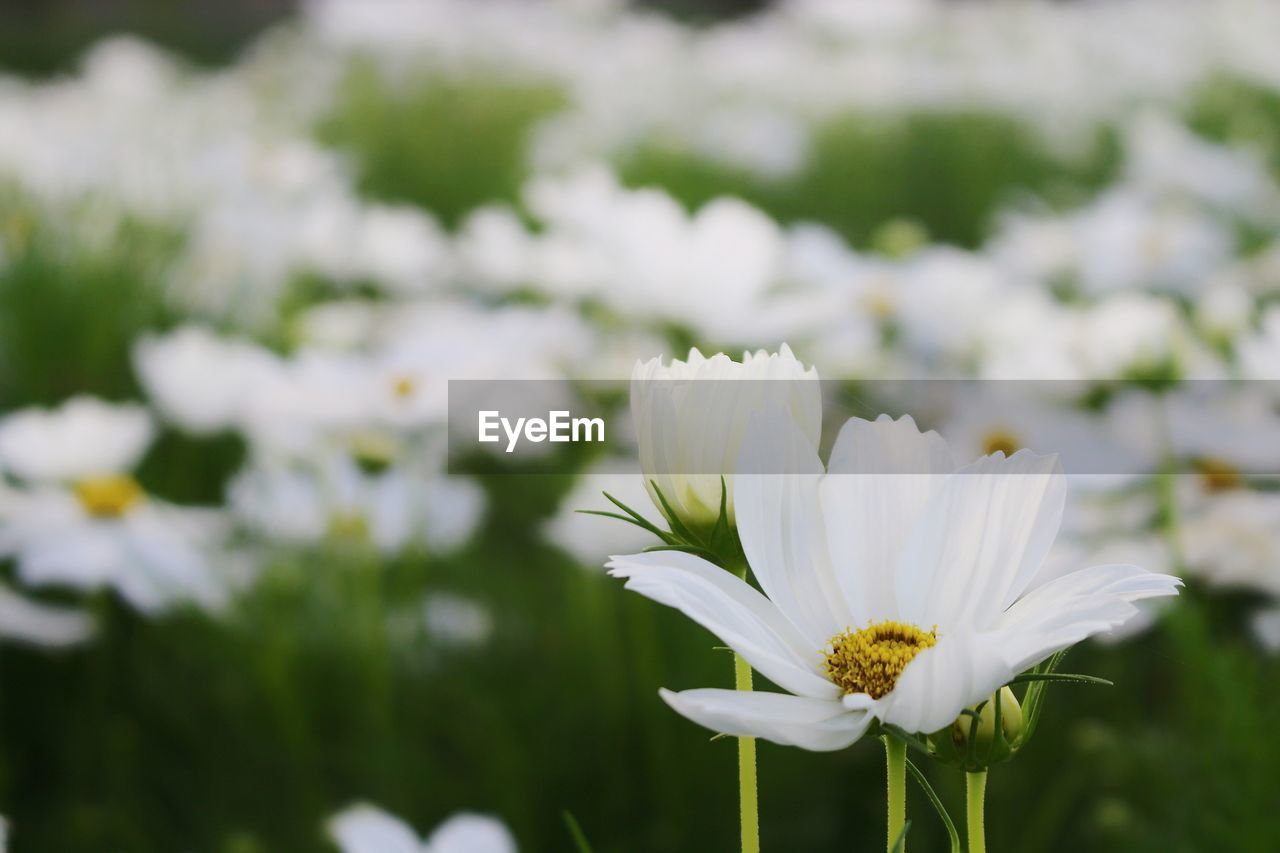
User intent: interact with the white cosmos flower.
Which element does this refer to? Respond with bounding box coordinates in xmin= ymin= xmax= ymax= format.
xmin=631 ymin=345 xmax=820 ymax=530
xmin=0 ymin=396 xmax=152 ymax=482
xmin=134 ymin=325 xmax=283 ymax=435
xmin=0 ymin=398 xmax=226 ymax=613
xmin=328 ymin=803 xmax=516 ymax=853
xmin=228 ymin=452 xmax=483 ymax=556
xmin=544 ymin=457 xmax=655 ymax=566
xmin=0 ymin=482 xmax=227 ymax=614
xmin=608 ymin=414 xmax=1180 ymax=750
xmin=0 ymin=583 xmax=94 ymax=649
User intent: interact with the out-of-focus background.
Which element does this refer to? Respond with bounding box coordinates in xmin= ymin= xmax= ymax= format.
xmin=1 ymin=0 xmax=1280 ymax=850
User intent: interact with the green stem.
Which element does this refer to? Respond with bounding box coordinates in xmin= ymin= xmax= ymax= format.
xmin=734 ymin=652 xmax=760 ymax=853
xmin=885 ymin=736 xmax=907 ymax=852
xmin=966 ymin=770 xmax=987 ymax=853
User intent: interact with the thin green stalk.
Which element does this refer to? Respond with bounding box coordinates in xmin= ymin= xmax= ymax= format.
xmin=966 ymin=770 xmax=987 ymax=853
xmin=734 ymin=652 xmax=760 ymax=853
xmin=885 ymin=736 xmax=907 ymax=852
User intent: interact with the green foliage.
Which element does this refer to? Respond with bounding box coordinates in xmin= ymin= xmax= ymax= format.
xmin=0 ymin=201 xmax=181 ymax=409
xmin=316 ymin=61 xmax=566 ymax=229
xmin=1187 ymin=75 xmax=1280 ymax=182
xmin=619 ymin=111 xmax=1120 ymax=248
xmin=0 ymin=0 xmax=294 ymax=77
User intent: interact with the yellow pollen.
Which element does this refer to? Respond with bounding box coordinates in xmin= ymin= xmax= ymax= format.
xmin=392 ymin=376 xmax=417 ymax=399
xmin=823 ymin=620 xmax=937 ymax=699
xmin=74 ymin=475 xmax=144 ymax=519
xmin=981 ymin=429 xmax=1021 ymax=457
xmin=1197 ymin=458 xmax=1242 ymax=493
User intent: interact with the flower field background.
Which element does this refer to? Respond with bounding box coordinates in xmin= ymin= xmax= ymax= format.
xmin=1 ymin=1 xmax=1280 ymax=850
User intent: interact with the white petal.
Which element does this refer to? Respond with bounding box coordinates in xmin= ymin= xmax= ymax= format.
xmin=996 ymin=564 xmax=1182 ymax=672
xmin=0 ymin=585 xmax=94 ymax=648
xmin=607 ymin=551 xmax=838 ymax=699
xmin=1251 ymin=607 xmax=1280 ymax=653
xmin=820 ymin=415 xmax=954 ymax=624
xmin=426 ymin=813 xmax=516 ymax=853
xmin=660 ymin=687 xmax=870 ymax=751
xmin=878 ymin=631 xmax=1013 ymax=735
xmin=735 ymin=409 xmax=848 ymax=644
xmin=896 ymin=450 xmax=1065 ymax=631
xmin=328 ymin=803 xmax=425 ymax=853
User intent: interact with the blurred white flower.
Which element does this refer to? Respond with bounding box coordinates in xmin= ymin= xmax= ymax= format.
xmin=0 ymin=398 xmax=226 ymax=613
xmin=1239 ymin=306 xmax=1280 ymax=379
xmin=328 ymin=803 xmax=516 ymax=853
xmin=1072 ymin=189 xmax=1233 ymax=297
xmin=1181 ymin=488 xmax=1280 ymax=599
xmin=134 ymin=325 xmax=282 ymax=435
xmin=1123 ymin=111 xmax=1278 ymax=216
xmin=423 ymin=592 xmax=494 ymax=647
xmin=610 ymin=413 xmax=1179 ymax=749
xmin=1250 ymin=606 xmax=1280 ymax=653
xmin=462 ymin=166 xmax=789 ymax=342
xmin=632 ymin=345 xmax=820 ymax=530
xmin=1071 ymin=292 xmax=1188 ymax=379
xmin=1193 ymin=276 xmax=1254 ymax=344
xmin=228 ymin=452 xmax=483 ymax=556
xmin=543 ymin=457 xmax=656 ymax=565
xmin=0 ymin=396 xmax=153 ymax=482
xmin=240 ymin=350 xmax=374 ymax=457
xmin=940 ymin=390 xmax=1156 ymax=481
xmin=0 ymin=584 xmax=94 ymax=649
xmin=895 ymin=248 xmax=1007 ymax=365
xmin=977 ymin=291 xmax=1082 ymax=381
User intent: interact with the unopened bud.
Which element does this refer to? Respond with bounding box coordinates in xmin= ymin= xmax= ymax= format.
xmin=928 ymin=685 xmax=1023 ymax=770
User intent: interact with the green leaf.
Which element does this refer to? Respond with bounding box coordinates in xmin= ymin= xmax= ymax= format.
xmin=1021 ymin=649 xmax=1070 ymax=742
xmin=1008 ymin=672 xmax=1113 ymax=687
xmin=906 ymin=759 xmax=961 ymax=853
xmin=562 ymin=810 xmax=594 ymax=853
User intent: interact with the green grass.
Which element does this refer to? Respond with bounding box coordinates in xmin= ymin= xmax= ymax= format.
xmin=0 ymin=199 xmax=181 ymax=409
xmin=316 ymin=61 xmax=566 ymax=229
xmin=620 ymin=111 xmax=1120 ymax=248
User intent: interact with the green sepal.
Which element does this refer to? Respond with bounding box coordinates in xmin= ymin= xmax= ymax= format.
xmin=585 ymin=480 xmax=747 ymax=573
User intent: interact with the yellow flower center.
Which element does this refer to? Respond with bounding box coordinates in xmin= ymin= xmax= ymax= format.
xmin=1196 ymin=457 xmax=1242 ymax=493
xmin=392 ymin=375 xmax=417 ymax=399
xmin=981 ymin=429 xmax=1021 ymax=457
xmin=349 ymin=429 xmax=401 ymax=473
xmin=823 ymin=620 xmax=937 ymax=699
xmin=328 ymin=511 xmax=370 ymax=541
xmin=74 ymin=475 xmax=144 ymax=519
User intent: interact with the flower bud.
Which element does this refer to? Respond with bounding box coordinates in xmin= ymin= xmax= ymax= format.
xmin=928 ymin=685 xmax=1023 ymax=770
xmin=631 ymin=345 xmax=819 ymax=534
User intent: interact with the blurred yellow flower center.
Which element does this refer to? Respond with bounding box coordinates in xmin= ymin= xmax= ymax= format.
xmin=349 ymin=429 xmax=401 ymax=473
xmin=823 ymin=621 xmax=937 ymax=699
xmin=981 ymin=429 xmax=1021 ymax=457
xmin=392 ymin=375 xmax=417 ymax=399
xmin=328 ymin=511 xmax=370 ymax=541
xmin=74 ymin=475 xmax=144 ymax=518
xmin=1196 ymin=458 xmax=1242 ymax=492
